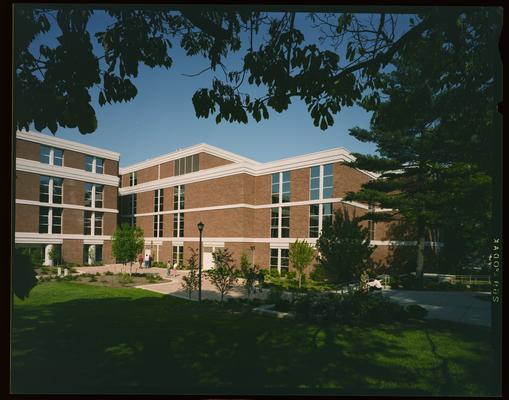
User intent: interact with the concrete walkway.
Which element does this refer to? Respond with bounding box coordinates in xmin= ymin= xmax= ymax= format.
xmin=381 ymin=289 xmax=491 ymax=327
xmin=135 ymin=271 xmax=268 ymax=302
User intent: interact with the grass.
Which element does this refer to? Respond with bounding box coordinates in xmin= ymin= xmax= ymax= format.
xmin=11 ymin=282 xmax=499 ymax=395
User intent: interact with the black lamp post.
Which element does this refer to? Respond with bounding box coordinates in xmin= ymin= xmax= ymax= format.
xmin=197 ymin=221 xmax=204 ymax=302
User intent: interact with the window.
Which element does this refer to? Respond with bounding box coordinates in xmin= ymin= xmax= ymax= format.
xmin=84 ymin=211 xmax=92 ymax=235
xmin=39 ymin=176 xmax=50 ymax=203
xmin=309 ymin=203 xmax=334 ymax=238
xmin=153 ymin=189 xmax=164 ymax=237
xmin=85 ymin=156 xmax=104 ymax=174
xmin=270 ymin=248 xmax=290 ymax=276
xmin=174 ymin=154 xmax=199 ymax=176
xmin=40 ymin=146 xmax=63 ymax=166
xmin=40 ymin=176 xmax=63 ymax=204
xmin=39 ymin=207 xmax=49 ymax=233
xmin=309 ymin=164 xmax=334 ymax=200
xmin=84 ymin=183 xmax=103 ymax=208
xmin=154 ymin=189 xmax=164 ymax=213
xmin=95 ymin=245 xmax=103 ymax=262
xmin=84 ymin=211 xmax=103 ymax=235
xmin=120 ymin=194 xmax=137 ymax=226
xmin=39 ymin=207 xmax=62 ymax=234
xmin=173 ymin=185 xmax=185 ymax=237
xmin=129 ymin=172 xmax=137 ymax=186
xmin=271 ymin=206 xmax=290 ymax=238
xmin=309 ymin=204 xmax=320 ymax=238
xmin=95 ymin=185 xmax=103 ymax=208
xmin=310 ymin=166 xmax=320 ymax=200
xmin=270 ymin=249 xmax=278 ymax=272
xmin=172 ymin=246 xmax=184 ymax=266
xmin=271 ymin=208 xmax=279 ymax=238
xmin=153 ymin=215 xmax=163 ymax=238
xmin=280 ymin=249 xmax=289 ymax=275
xmin=94 ymin=212 xmax=103 ymax=235
xmin=271 ymin=171 xmax=291 ymax=203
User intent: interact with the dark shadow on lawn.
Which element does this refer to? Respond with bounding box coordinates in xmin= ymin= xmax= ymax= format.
xmin=11 ymin=293 xmax=496 ymax=396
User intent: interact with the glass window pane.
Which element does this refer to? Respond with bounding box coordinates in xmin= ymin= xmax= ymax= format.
xmin=271 ymin=228 xmax=278 ymax=238
xmin=185 ymin=156 xmax=192 ymax=174
xmin=40 ymin=146 xmax=51 ymax=164
xmin=310 ymin=188 xmax=320 ymax=200
xmin=179 ymin=213 xmax=184 ymax=237
xmin=272 ymin=173 xmax=279 ymax=184
xmin=84 ymin=183 xmax=93 ymax=207
xmin=323 ymin=175 xmax=333 ymax=188
xmin=95 ymin=213 xmax=103 ymax=235
xmin=179 ymin=158 xmax=185 ymax=175
xmin=311 ymin=166 xmax=320 ymax=178
xmin=323 ymin=187 xmax=333 ymax=199
xmin=96 ymin=158 xmax=104 ymax=174
xmin=324 ymin=163 xmax=333 ymax=176
xmin=53 ymin=149 xmax=63 ymax=166
xmin=52 ymin=208 xmax=62 ymax=234
xmin=85 ymin=156 xmax=94 ymax=172
xmin=39 ymin=176 xmax=49 ymax=203
xmin=192 ymin=154 xmax=199 ymax=172
xmin=95 ymin=185 xmax=103 ymax=208
xmin=39 ymin=207 xmax=49 ymax=233
xmin=174 ymin=159 xmax=180 ymax=176
xmin=96 ymin=245 xmax=103 ymax=262
xmin=180 ymin=185 xmax=185 ymax=210
xmin=84 ymin=211 xmax=92 ymax=235
xmin=282 ymin=171 xmax=291 ymax=183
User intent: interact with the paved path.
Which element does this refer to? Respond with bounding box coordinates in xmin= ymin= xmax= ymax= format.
xmin=77 ymin=264 xmax=491 ymax=327
xmin=381 ymin=289 xmax=491 ymax=327
xmin=135 ymin=272 xmax=268 ymax=302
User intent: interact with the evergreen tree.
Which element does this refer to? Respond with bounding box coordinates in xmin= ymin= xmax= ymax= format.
xmin=316 ymin=207 xmax=375 ymax=286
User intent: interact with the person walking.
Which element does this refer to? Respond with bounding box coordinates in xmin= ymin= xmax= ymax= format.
xmin=148 ymin=255 xmax=153 ymax=268
xmin=138 ymin=254 xmax=143 ymax=270
xmin=144 ymin=253 xmax=149 ymax=268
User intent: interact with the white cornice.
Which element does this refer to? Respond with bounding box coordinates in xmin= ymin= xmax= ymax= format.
xmin=16 ymin=158 xmax=120 ymax=186
xmin=132 ymin=198 xmax=376 ymax=217
xmin=15 ymin=232 xmax=112 ymax=243
xmin=118 ymin=150 xmax=369 ymax=195
xmin=119 ymin=143 xmax=261 ymax=174
xmin=16 ymin=130 xmax=120 ymax=161
xmin=16 ymin=199 xmax=119 ymax=214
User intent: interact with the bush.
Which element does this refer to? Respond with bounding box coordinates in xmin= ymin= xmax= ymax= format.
xmin=145 ymin=273 xmax=163 ymax=283
xmin=406 ymin=304 xmax=428 ymax=319
xmin=104 ymin=271 xmax=114 ymax=276
xmin=293 ymin=291 xmax=409 ymax=325
xmin=118 ymin=274 xmax=134 ymax=285
xmin=389 ymin=276 xmax=401 ymax=289
xmin=152 ymin=261 xmax=167 ymax=269
xmin=269 ymin=269 xmax=280 ymax=279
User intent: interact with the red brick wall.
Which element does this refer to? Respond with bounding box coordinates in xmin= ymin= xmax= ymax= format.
xmin=199 ymin=152 xmax=233 ymax=170
xmin=16 ymin=171 xmax=39 ymax=201
xmin=15 ymin=204 xmax=38 ymax=232
xmin=16 ymin=139 xmax=39 ymax=161
xmin=63 ymin=179 xmax=84 ymax=206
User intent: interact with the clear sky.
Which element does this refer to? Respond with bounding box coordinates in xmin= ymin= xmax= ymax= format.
xmin=28 ymin=10 xmax=388 ymax=168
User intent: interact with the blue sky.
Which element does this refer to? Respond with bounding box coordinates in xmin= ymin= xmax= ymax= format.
xmin=27 ymin=10 xmax=403 ymax=167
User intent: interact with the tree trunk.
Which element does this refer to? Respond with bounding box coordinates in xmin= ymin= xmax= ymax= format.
xmin=299 ymin=273 xmax=302 ymax=289
xmin=415 ymin=217 xmax=426 ymax=289
xmin=129 ymin=262 xmax=132 ymax=276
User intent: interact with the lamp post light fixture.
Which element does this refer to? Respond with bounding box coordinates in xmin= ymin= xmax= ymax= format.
xmin=197 ymin=221 xmax=204 ymax=302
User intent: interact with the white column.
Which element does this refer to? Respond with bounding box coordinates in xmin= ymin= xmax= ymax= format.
xmin=44 ymin=244 xmax=53 ymax=266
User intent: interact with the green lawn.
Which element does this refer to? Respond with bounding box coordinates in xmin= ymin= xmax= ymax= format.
xmin=11 ymin=282 xmax=499 ymax=395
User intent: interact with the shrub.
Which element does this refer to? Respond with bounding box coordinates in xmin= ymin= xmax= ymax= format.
xmin=309 ymin=263 xmax=326 ymax=282
xmin=152 ymin=261 xmax=167 ymax=269
xmin=104 ymin=271 xmax=114 ymax=276
xmin=269 ymin=269 xmax=280 ymax=279
xmin=293 ymin=291 xmax=409 ymax=325
xmin=406 ymin=304 xmax=428 ymax=319
xmin=400 ymin=275 xmax=417 ymax=289
xmin=146 ymin=273 xmax=163 ymax=283
xmin=118 ymin=274 xmax=134 ymax=285
xmin=89 ymin=276 xmax=98 ymax=282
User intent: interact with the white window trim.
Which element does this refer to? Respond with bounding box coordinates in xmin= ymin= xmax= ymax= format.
xmin=87 ymin=156 xmax=104 ymax=174
xmin=43 ymin=146 xmax=63 ymax=166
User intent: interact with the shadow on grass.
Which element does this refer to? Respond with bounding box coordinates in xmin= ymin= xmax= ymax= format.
xmin=11 ymin=286 xmax=498 ymax=395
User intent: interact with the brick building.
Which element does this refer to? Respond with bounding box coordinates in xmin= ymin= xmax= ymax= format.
xmin=15 ymin=131 xmax=120 ymax=265
xmin=118 ymin=143 xmax=393 ymax=273
xmin=14 ymin=130 xmax=395 ymax=271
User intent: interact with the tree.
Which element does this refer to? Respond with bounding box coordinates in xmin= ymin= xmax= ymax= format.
xmin=14 ymin=7 xmax=501 ymax=138
xmin=12 ymin=248 xmax=39 ymax=300
xmin=205 ymin=248 xmax=238 ymax=302
xmin=316 ymin=207 xmax=375 ymax=287
xmin=343 ymin=29 xmax=493 ymax=286
xmin=239 ymin=253 xmax=258 ymax=299
xmin=181 ymin=248 xmax=199 ymax=299
xmin=111 ymin=223 xmax=145 ymax=276
xmin=288 ymin=239 xmax=315 ymax=288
